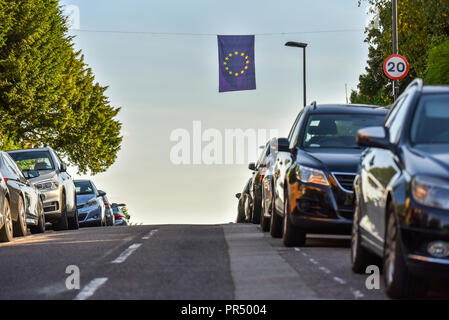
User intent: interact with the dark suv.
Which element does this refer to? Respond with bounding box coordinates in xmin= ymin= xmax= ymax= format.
xmin=270 ymin=102 xmax=387 ymax=246
xmin=352 ymin=79 xmax=449 ymax=299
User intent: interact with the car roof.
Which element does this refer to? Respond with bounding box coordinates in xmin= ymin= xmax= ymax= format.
xmin=74 ymin=179 xmax=92 ymax=183
xmin=7 ymin=147 xmax=52 ymax=153
xmin=422 ymin=85 xmax=449 ymax=94
xmin=306 ymin=104 xmax=388 ymax=115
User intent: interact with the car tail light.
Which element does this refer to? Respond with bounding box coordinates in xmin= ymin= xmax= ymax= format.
xmin=104 ymin=202 xmax=110 ymax=207
xmin=259 ymin=175 xmax=265 ymax=182
xmin=115 ymin=214 xmax=122 ymax=220
xmin=4 ymin=177 xmax=7 ymax=184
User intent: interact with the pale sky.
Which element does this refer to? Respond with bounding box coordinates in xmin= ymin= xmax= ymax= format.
xmin=60 ymin=0 xmax=371 ymax=225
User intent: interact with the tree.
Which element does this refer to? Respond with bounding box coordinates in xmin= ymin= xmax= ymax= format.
xmin=0 ymin=0 xmax=122 ymax=174
xmin=352 ymin=0 xmax=449 ymax=105
xmin=424 ymin=39 xmax=449 ymax=85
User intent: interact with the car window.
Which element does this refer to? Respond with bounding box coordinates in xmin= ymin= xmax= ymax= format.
xmin=9 ymin=151 xmax=55 ymax=171
xmin=288 ymin=110 xmax=303 ymax=141
xmin=75 ymin=181 xmax=94 ymax=195
xmin=410 ymin=94 xmax=449 ymax=144
xmin=289 ymin=111 xmax=305 ymax=149
xmin=386 ymin=94 xmax=413 ymax=144
xmin=301 ymin=113 xmax=386 ymax=148
xmin=4 ymin=154 xmax=24 ymax=178
xmin=255 ymin=144 xmax=268 ymax=168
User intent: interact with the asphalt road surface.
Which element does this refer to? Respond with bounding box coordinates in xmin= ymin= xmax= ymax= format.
xmin=0 ymin=223 xmax=446 ymax=300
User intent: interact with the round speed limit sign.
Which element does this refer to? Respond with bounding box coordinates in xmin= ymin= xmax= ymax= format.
xmin=383 ymin=54 xmax=409 ymax=80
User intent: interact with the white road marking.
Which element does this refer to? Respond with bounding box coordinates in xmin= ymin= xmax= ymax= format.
xmin=350 ymin=288 xmax=365 ymax=299
xmin=111 ymin=243 xmax=142 ymax=264
xmin=333 ymin=276 xmax=347 ymax=285
xmin=301 ymin=252 xmax=308 ymax=257
xmin=309 ymin=258 xmax=319 ymax=265
xmin=294 ymin=248 xmax=301 ymax=252
xmin=142 ymin=229 xmax=158 ymax=240
xmin=74 ymin=278 xmax=108 ymax=300
xmin=319 ymin=266 xmax=331 ymax=274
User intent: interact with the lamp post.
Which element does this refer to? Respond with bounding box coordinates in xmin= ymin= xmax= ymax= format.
xmin=285 ymin=41 xmax=308 ymax=107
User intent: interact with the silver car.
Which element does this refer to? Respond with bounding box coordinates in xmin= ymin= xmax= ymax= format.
xmin=7 ymin=147 xmax=78 ymax=231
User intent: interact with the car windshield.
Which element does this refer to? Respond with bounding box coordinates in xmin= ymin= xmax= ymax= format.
xmin=302 ymin=113 xmax=386 ymax=148
xmin=411 ymin=94 xmax=449 ymax=144
xmin=75 ymin=181 xmax=94 ymax=195
xmin=8 ymin=151 xmax=55 ymax=171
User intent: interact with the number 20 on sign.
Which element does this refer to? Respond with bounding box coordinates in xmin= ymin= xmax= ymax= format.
xmin=383 ymin=54 xmax=409 ymax=80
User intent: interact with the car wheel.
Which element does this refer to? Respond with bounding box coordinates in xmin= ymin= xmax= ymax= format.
xmin=351 ymin=195 xmax=379 ymax=273
xmin=251 ymin=199 xmax=261 ymax=224
xmin=68 ymin=210 xmax=79 ymax=230
xmin=270 ymin=196 xmax=283 ymax=238
xmin=260 ymin=194 xmax=270 ymax=232
xmin=53 ymin=193 xmax=69 ymax=231
xmin=384 ymin=203 xmax=428 ymax=299
xmin=0 ymin=198 xmax=13 ymax=242
xmin=30 ymin=201 xmax=45 ymax=234
xmin=13 ymin=196 xmax=27 ymax=237
xmin=282 ymin=192 xmax=306 ymax=247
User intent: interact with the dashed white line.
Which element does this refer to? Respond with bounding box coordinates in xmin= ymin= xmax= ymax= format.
xmin=111 ymin=243 xmax=142 ymax=264
xmin=309 ymin=258 xmax=319 ymax=265
xmin=294 ymin=248 xmax=301 ymax=252
xmin=301 ymin=252 xmax=308 ymax=257
xmin=333 ymin=276 xmax=347 ymax=285
xmin=319 ymin=266 xmax=331 ymax=274
xmin=350 ymin=288 xmax=365 ymax=299
xmin=142 ymin=229 xmax=158 ymax=240
xmin=74 ymin=278 xmax=108 ymax=300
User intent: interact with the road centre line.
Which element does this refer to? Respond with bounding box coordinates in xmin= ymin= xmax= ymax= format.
xmin=111 ymin=243 xmax=142 ymax=264
xmin=333 ymin=276 xmax=347 ymax=285
xmin=74 ymin=278 xmax=108 ymax=300
xmin=142 ymin=229 xmax=158 ymax=240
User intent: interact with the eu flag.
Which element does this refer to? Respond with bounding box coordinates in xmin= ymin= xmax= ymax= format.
xmin=218 ymin=35 xmax=256 ymax=92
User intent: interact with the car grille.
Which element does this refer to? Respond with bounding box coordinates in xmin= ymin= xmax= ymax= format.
xmin=332 ymin=173 xmax=356 ymax=192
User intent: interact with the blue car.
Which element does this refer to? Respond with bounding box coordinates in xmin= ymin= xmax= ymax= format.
xmin=74 ymin=180 xmax=107 ymax=227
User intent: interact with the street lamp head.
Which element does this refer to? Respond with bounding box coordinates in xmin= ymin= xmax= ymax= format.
xmin=285 ymin=41 xmax=308 ymax=48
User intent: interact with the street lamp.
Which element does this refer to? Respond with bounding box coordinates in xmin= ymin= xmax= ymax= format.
xmin=285 ymin=41 xmax=308 ymax=107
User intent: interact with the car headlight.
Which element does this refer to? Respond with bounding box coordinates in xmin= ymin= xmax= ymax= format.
xmin=35 ymin=181 xmax=59 ymax=191
xmin=84 ymin=198 xmax=98 ymax=208
xmin=412 ymin=176 xmax=449 ymax=210
xmin=296 ymin=165 xmax=329 ymax=186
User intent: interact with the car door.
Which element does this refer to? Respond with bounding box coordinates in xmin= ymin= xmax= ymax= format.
xmin=360 ymin=94 xmax=412 ymax=248
xmin=274 ymin=110 xmax=304 ymax=215
xmin=1 ymin=153 xmax=27 ymax=219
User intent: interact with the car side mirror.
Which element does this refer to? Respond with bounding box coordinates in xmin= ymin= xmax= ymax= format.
xmin=98 ymin=190 xmax=106 ymax=197
xmin=357 ymin=126 xmax=392 ymax=150
xmin=60 ymin=163 xmax=67 ymax=172
xmin=235 ymin=193 xmax=242 ymax=199
xmin=276 ymin=137 xmax=290 ymax=152
xmin=248 ymin=162 xmax=256 ymax=171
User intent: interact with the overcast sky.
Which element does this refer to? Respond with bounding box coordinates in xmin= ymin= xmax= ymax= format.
xmin=60 ymin=0 xmax=371 ymax=225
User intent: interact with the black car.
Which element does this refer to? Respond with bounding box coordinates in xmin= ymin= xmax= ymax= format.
xmin=351 ymin=79 xmax=449 ymax=299
xmin=235 ymin=177 xmax=253 ymax=223
xmin=0 ymin=151 xmax=45 ymax=238
xmin=270 ymin=102 xmax=387 ymax=246
xmin=247 ymin=142 xmax=271 ymax=224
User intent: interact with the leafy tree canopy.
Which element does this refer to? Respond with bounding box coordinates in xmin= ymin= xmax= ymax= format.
xmin=352 ymin=0 xmax=449 ymax=105
xmin=0 ymin=0 xmax=122 ymax=174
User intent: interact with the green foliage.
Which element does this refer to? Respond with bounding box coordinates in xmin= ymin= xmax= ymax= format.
xmin=352 ymin=0 xmax=449 ymax=104
xmin=0 ymin=0 xmax=122 ymax=174
xmin=424 ymin=39 xmax=449 ymax=85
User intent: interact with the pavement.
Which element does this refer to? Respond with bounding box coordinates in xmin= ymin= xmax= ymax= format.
xmin=0 ymin=223 xmax=445 ymax=300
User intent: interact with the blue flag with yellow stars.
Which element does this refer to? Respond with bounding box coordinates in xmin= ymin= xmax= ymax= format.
xmin=218 ymin=35 xmax=256 ymax=92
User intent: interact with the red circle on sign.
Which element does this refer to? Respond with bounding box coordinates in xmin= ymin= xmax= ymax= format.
xmin=383 ymin=54 xmax=409 ymax=80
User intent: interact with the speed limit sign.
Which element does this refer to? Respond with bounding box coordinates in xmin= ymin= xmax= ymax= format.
xmin=383 ymin=54 xmax=409 ymax=80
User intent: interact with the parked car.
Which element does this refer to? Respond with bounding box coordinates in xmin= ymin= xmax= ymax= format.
xmin=247 ymin=143 xmax=271 ymax=224
xmin=102 ymin=194 xmax=115 ymax=226
xmin=351 ymin=79 xmax=449 ymax=299
xmin=7 ymin=147 xmax=78 ymax=231
xmin=260 ymin=137 xmax=291 ymax=231
xmin=270 ymin=102 xmax=387 ymax=246
xmin=235 ymin=177 xmax=253 ymax=223
xmin=74 ymin=180 xmax=107 ymax=227
xmin=0 ymin=152 xmax=45 ymax=238
xmin=112 ymin=204 xmax=129 ymax=226
xmin=0 ymin=171 xmax=13 ymax=242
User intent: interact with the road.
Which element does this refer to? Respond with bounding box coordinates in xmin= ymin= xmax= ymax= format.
xmin=0 ymin=223 xmax=445 ymax=300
